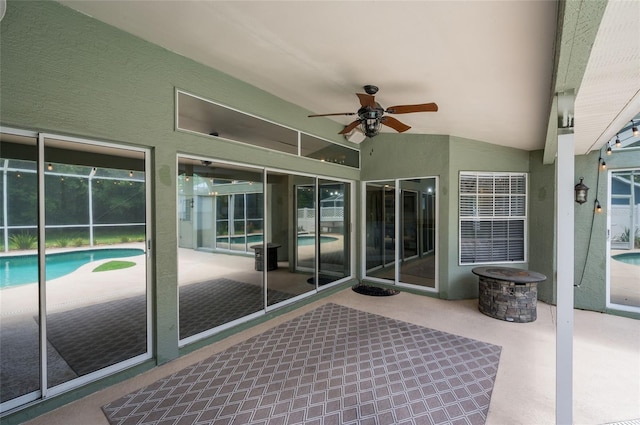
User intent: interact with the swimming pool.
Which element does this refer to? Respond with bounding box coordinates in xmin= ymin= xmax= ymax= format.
xmin=612 ymin=252 xmax=640 ymax=266
xmin=0 ymin=248 xmax=144 ymax=289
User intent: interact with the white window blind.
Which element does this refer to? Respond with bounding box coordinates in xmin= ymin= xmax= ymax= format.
xmin=459 ymin=172 xmax=527 ymax=264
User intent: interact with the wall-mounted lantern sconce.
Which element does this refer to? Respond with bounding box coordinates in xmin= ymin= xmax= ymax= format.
xmin=574 ymin=177 xmax=589 ymax=204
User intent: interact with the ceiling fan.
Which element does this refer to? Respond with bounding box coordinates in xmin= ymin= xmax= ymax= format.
xmin=308 ymin=85 xmax=438 ymax=138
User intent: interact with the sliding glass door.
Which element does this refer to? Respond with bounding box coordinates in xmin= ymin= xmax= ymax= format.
xmin=317 ymin=180 xmax=350 ymax=285
xmin=608 ymin=169 xmax=640 ymax=311
xmin=0 ymin=133 xmax=40 ymax=408
xmin=177 ymin=157 xmax=353 ymax=344
xmin=1 ymin=130 xmax=151 ymax=413
xmin=364 ymin=177 xmax=438 ymax=290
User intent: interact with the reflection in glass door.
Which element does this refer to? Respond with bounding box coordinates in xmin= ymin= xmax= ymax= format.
xmin=295 ymin=182 xmax=316 ymax=271
xmin=0 ymin=132 xmax=40 ymax=409
xmin=608 ymin=169 xmax=640 ymax=310
xmin=44 ymin=136 xmax=149 ymax=390
xmin=365 ymin=177 xmax=437 ymax=290
xmin=317 ymin=179 xmax=350 ymax=286
xmin=177 ymin=159 xmax=264 ymax=342
xmin=402 ymin=190 xmax=418 ymax=260
xmin=399 ymin=178 xmax=437 ymax=289
xmin=364 ymin=182 xmax=395 ymax=278
xmin=0 ymin=131 xmax=150 ymax=413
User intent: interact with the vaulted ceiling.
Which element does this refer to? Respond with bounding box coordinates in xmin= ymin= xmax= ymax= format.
xmin=58 ymin=1 xmax=639 ymax=157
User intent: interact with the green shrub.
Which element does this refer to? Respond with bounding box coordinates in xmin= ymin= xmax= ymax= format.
xmin=9 ymin=232 xmax=37 ymax=250
xmin=120 ymin=236 xmax=130 ymax=243
xmin=56 ymin=238 xmax=70 ymax=248
xmin=72 ymin=238 xmax=84 ymax=247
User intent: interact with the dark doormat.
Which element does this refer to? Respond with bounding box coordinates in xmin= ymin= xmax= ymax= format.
xmin=103 ymin=303 xmax=502 ymax=425
xmin=352 ymin=283 xmax=400 ymax=296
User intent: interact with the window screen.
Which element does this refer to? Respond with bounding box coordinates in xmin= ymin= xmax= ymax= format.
xmin=459 ymin=172 xmax=527 ymax=264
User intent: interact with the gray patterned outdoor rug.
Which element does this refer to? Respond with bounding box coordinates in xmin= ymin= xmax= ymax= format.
xmin=44 ymin=279 xmax=292 ymax=376
xmin=102 ymin=303 xmax=502 ymax=425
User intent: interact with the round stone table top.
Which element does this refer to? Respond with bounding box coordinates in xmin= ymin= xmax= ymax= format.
xmin=472 ymin=266 xmax=546 ymax=284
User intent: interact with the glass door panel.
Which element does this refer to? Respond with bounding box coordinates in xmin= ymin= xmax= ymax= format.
xmin=609 ymin=170 xmax=640 ymax=309
xmin=178 ymin=159 xmax=264 ymax=341
xmin=266 ymin=173 xmax=315 ymax=306
xmin=196 ymin=196 xmax=214 ymax=250
xmin=423 ymin=190 xmax=436 ymax=253
xmin=44 ymin=136 xmax=148 ymax=387
xmin=365 ymin=184 xmax=384 ymax=271
xmin=402 ymin=189 xmax=418 ymax=259
xmin=295 ymin=182 xmax=315 ymax=271
xmin=399 ymin=178 xmax=437 ymax=288
xmin=0 ymin=133 xmax=41 ymax=407
xmin=364 ymin=181 xmax=395 ymax=281
xmin=317 ymin=179 xmax=349 ymax=286
xmin=215 ymin=195 xmax=230 ymax=250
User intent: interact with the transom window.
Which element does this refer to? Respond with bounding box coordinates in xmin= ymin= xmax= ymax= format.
xmin=459 ymin=172 xmax=527 ymax=264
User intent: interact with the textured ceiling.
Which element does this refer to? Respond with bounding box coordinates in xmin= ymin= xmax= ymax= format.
xmin=57 ymin=1 xmax=638 ymax=155
xmin=59 ymin=1 xmax=557 ymax=151
xmin=575 ymin=0 xmax=640 ymax=154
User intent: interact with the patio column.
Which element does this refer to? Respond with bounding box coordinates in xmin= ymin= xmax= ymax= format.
xmin=556 ymin=133 xmax=574 ymax=424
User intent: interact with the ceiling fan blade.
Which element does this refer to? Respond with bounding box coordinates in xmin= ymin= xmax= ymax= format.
xmin=381 ymin=116 xmax=411 ymax=133
xmin=356 ymin=93 xmax=376 ymax=108
xmin=308 ymin=112 xmax=356 ymax=117
xmin=386 ymin=102 xmax=438 ymax=114
xmin=339 ymin=120 xmax=362 ymax=135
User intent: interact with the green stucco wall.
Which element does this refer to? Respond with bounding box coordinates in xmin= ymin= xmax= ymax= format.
xmin=0 ymin=0 xmax=358 ymax=384
xmin=2 ymin=0 xmax=637 ymax=422
xmin=360 ymin=134 xmax=536 ymax=300
xmin=529 ymin=150 xmax=557 ymax=303
xmin=574 ymin=149 xmax=640 ymax=318
xmin=360 ymin=133 xmax=451 ymax=297
xmin=447 ymin=136 xmax=531 ymax=299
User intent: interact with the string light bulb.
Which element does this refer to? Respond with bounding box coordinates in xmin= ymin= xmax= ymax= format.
xmin=615 ymin=134 xmax=621 ymax=148
xmin=632 ymin=120 xmax=639 ymax=137
xmin=129 ymin=170 xmax=134 ymax=177
xmin=599 ymin=158 xmax=607 ymax=171
xmin=595 ymin=200 xmax=602 ymax=214
xmin=47 ymin=163 xmax=53 ymax=171
xmin=606 ymin=144 xmax=612 ymax=155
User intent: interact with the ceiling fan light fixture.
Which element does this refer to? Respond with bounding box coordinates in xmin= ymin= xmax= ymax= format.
xmin=308 ymin=85 xmax=437 ymax=138
xmin=362 ymin=118 xmax=381 ymax=137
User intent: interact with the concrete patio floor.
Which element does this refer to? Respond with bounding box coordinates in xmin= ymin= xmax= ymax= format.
xmin=1 ymin=245 xmax=639 ymax=424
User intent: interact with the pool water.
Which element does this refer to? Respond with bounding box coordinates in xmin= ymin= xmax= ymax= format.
xmin=0 ymin=248 xmax=144 ymax=289
xmin=612 ymin=252 xmax=640 ymax=266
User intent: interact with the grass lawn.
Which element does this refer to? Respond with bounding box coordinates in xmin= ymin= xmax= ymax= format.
xmin=93 ymin=260 xmax=137 ymax=272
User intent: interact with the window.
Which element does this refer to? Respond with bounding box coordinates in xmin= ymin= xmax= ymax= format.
xmin=176 ymin=90 xmax=360 ymax=168
xmin=459 ymin=172 xmax=527 ymax=264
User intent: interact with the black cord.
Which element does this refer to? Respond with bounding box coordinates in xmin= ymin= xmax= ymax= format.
xmin=575 ymin=149 xmax=602 ymax=287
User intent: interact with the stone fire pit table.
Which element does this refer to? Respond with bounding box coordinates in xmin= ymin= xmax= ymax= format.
xmin=472 ymin=266 xmax=546 ymax=323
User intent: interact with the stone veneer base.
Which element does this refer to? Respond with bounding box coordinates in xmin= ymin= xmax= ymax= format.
xmin=478 ymin=276 xmax=538 ymax=323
